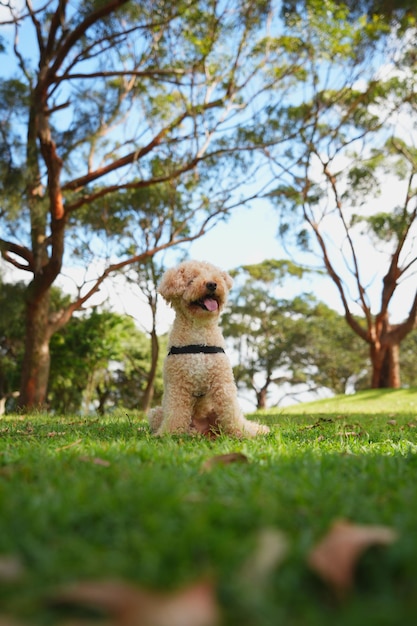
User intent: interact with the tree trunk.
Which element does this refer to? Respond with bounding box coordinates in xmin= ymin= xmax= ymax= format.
xmin=256 ymin=385 xmax=268 ymax=410
xmin=370 ymin=343 xmax=401 ymax=389
xmin=141 ymin=328 xmax=159 ymax=412
xmin=18 ymin=286 xmax=52 ymax=410
xmin=96 ymin=384 xmax=111 ymax=416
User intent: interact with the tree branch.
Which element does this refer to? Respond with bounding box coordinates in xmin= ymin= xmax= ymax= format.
xmin=48 ymin=214 xmax=224 ymax=334
xmin=46 ymin=0 xmax=131 ymax=83
xmin=0 ymin=239 xmax=34 ymax=272
xmin=61 ymin=93 xmax=232 ymax=199
xmin=53 ymin=68 xmax=188 ymax=84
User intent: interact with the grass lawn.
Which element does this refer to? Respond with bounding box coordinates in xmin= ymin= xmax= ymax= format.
xmin=1 ymin=388 xmax=417 ymax=624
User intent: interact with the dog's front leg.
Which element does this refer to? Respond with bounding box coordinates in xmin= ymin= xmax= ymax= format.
xmin=213 ymin=382 xmax=270 ymax=437
xmin=157 ymin=387 xmax=194 ymax=435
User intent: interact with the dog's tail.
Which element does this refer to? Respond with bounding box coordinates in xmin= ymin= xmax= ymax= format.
xmin=147 ymin=406 xmax=164 ymax=434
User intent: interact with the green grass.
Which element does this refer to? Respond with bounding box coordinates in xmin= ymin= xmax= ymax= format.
xmin=1 ymin=389 xmax=417 ymax=624
xmin=281 ymin=387 xmax=417 ymax=415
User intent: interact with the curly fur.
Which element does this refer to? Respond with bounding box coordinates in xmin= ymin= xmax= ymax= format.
xmin=148 ymin=260 xmax=270 ymax=438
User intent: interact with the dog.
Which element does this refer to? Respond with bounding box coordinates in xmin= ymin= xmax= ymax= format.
xmin=148 ymin=260 xmax=270 ymax=437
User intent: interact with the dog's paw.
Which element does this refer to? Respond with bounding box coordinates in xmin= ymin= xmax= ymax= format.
xmin=247 ymin=423 xmax=270 ymax=436
xmin=233 ymin=420 xmax=270 ymax=438
xmin=256 ymin=424 xmax=270 ymax=435
xmin=148 ymin=406 xmax=164 ymax=433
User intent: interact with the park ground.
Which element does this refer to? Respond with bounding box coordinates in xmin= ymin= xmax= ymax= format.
xmin=1 ymin=388 xmax=417 ymax=625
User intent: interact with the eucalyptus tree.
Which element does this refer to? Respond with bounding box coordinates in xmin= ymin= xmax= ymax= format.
xmin=282 ymin=0 xmax=417 ymax=24
xmin=0 ymin=0 xmax=303 ymax=409
xmin=263 ymin=0 xmax=417 ymax=388
xmin=224 ymin=261 xmax=368 ymax=408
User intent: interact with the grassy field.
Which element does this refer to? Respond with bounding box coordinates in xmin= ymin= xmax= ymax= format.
xmin=1 ymin=389 xmax=417 ymax=625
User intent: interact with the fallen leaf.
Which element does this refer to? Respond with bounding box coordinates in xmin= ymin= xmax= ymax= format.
xmin=200 ymin=452 xmax=248 ymax=472
xmin=308 ymin=519 xmax=398 ymax=598
xmin=240 ymin=528 xmax=288 ymax=588
xmin=53 ymin=580 xmax=219 ymax=626
xmin=387 ymin=420 xmax=397 ymax=426
xmin=0 ymin=556 xmax=25 ymax=582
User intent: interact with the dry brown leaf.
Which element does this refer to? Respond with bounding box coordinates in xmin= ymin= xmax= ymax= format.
xmin=308 ymin=519 xmax=398 ymax=597
xmin=200 ymin=452 xmax=249 ymax=472
xmin=53 ymin=580 xmax=219 ymax=626
xmin=0 ymin=556 xmax=25 ymax=582
xmin=240 ymin=528 xmax=288 ymax=588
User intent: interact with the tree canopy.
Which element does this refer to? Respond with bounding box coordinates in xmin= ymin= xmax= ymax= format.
xmin=224 ymin=262 xmax=369 ymax=408
xmin=0 ymin=0 xmax=292 ymax=408
xmin=261 ymin=0 xmax=417 ymax=389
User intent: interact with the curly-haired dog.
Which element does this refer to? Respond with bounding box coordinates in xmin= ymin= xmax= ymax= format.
xmin=148 ymin=260 xmax=270 ymax=437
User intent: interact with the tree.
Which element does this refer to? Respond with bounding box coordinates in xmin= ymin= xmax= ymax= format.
xmin=105 ymin=334 xmax=167 ymax=414
xmin=263 ymin=0 xmax=417 ymax=389
xmin=123 ymin=258 xmax=165 ymax=412
xmin=1 ymin=0 xmax=291 ymax=410
xmin=0 ymin=279 xmax=73 ymax=413
xmin=48 ymin=309 xmax=161 ymax=414
xmin=0 ymin=281 xmax=25 ymax=413
xmin=223 ymin=261 xmax=368 ymax=408
xmin=282 ymin=0 xmax=417 ymax=25
xmin=400 ymin=330 xmax=417 ymax=388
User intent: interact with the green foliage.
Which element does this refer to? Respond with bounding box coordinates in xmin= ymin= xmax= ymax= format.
xmin=231 ymin=258 xmax=313 ymax=283
xmin=0 ymin=281 xmax=72 ymax=409
xmin=353 ymin=208 xmax=410 ymax=242
xmin=282 ymin=0 xmax=417 ymax=30
xmin=49 ymin=310 xmax=160 ymax=413
xmin=224 ymin=262 xmax=369 ymax=407
xmin=0 ymin=281 xmax=26 ymax=404
xmin=0 ymin=276 xmax=162 ymax=413
xmin=284 ymin=0 xmax=389 ymax=61
xmin=399 ymin=331 xmax=417 ymax=388
xmin=0 ymin=79 xmax=28 ymax=218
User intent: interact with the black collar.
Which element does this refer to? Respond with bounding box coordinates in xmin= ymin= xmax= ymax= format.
xmin=168 ymin=344 xmax=225 ymax=355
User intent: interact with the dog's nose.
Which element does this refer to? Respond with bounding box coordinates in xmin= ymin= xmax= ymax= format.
xmin=206 ymin=281 xmax=217 ymax=292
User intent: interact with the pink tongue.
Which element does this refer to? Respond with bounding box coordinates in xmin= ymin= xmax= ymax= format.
xmin=204 ymin=298 xmax=218 ymax=311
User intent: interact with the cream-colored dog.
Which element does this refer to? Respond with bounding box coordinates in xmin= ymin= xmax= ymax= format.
xmin=148 ymin=260 xmax=270 ymax=437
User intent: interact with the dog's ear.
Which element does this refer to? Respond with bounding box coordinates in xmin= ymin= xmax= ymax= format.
xmin=158 ymin=265 xmax=188 ymax=302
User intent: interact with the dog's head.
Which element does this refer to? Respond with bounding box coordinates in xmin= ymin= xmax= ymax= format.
xmin=158 ymin=260 xmax=233 ymax=318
